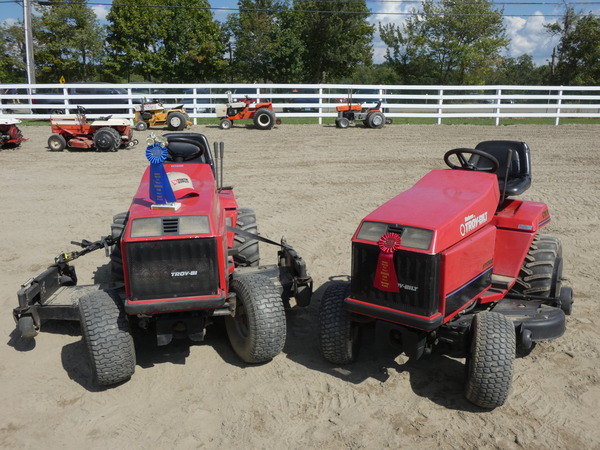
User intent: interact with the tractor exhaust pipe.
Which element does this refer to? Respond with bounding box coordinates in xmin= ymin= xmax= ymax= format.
xmin=213 ymin=141 xmax=225 ymax=191
xmin=219 ymin=141 xmax=224 ymax=190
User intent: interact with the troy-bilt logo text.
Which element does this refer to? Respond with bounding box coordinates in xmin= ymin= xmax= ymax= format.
xmin=460 ymin=212 xmax=488 ymax=236
xmin=398 ymin=283 xmax=418 ymax=291
xmin=171 ymin=270 xmax=198 ymax=277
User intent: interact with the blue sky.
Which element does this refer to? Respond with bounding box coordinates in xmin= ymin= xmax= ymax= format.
xmin=1 ymin=0 xmax=599 ymax=67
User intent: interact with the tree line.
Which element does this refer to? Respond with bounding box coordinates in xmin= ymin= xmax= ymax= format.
xmin=1 ymin=0 xmax=598 ymax=86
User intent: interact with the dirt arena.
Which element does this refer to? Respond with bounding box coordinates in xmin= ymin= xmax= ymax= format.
xmin=1 ymin=123 xmax=599 ymax=448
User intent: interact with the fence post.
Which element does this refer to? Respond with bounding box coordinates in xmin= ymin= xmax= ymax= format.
xmin=319 ymin=87 xmax=323 ymax=125
xmin=555 ymin=88 xmax=563 ymax=126
xmin=437 ymin=89 xmax=443 ymax=125
xmin=495 ymin=88 xmax=501 ymax=126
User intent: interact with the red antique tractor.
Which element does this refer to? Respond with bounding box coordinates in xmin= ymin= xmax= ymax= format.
xmin=215 ymin=91 xmax=281 ymax=130
xmin=319 ymin=140 xmax=573 ymax=409
xmin=48 ymin=106 xmax=137 ymax=152
xmin=13 ymin=132 xmax=312 ymax=386
xmin=0 ymin=118 xmax=26 ymax=148
xmin=335 ymin=91 xmax=392 ymax=129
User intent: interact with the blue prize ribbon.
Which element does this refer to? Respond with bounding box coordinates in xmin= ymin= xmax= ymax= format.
xmin=146 ymin=142 xmax=176 ymax=204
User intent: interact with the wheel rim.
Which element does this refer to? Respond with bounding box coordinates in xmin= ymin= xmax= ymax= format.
xmin=372 ymin=114 xmax=383 ymax=126
xmin=49 ymin=138 xmax=61 ymax=150
xmin=257 ymin=114 xmax=270 ymax=126
xmin=171 ymin=116 xmax=181 ymax=127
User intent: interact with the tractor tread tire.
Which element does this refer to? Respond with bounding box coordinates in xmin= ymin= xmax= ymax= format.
xmin=226 ymin=274 xmax=286 ymax=363
xmin=93 ymin=127 xmax=120 ymax=152
xmin=511 ymin=235 xmax=562 ymax=296
xmin=233 ymin=208 xmax=260 ymax=267
xmin=465 ymin=311 xmax=515 ymax=409
xmin=319 ymin=281 xmax=357 ymax=365
xmin=109 ymin=212 xmax=128 ymax=288
xmin=79 ymin=289 xmax=136 ymax=386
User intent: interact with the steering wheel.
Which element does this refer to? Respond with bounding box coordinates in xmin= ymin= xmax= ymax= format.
xmin=166 ymin=137 xmax=205 ymax=161
xmin=444 ymin=148 xmax=499 ymax=173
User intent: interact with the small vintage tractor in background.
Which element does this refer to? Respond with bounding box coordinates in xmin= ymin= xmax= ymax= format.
xmin=335 ymin=91 xmax=392 ymax=129
xmin=215 ymin=91 xmax=281 ymax=130
xmin=319 ymin=140 xmax=573 ymax=409
xmin=133 ymin=99 xmax=191 ymax=131
xmin=47 ymin=106 xmax=137 ymax=152
xmin=0 ymin=118 xmax=26 ymax=148
xmin=13 ymin=132 xmax=312 ymax=386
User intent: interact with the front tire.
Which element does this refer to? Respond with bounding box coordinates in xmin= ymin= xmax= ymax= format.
xmin=219 ymin=118 xmax=232 ymax=130
xmin=319 ymin=281 xmax=358 ymax=364
xmin=226 ymin=274 xmax=286 ymax=363
xmin=336 ymin=117 xmax=350 ymax=129
xmin=135 ymin=121 xmax=148 ymax=131
xmin=253 ymin=108 xmax=275 ymax=130
xmin=465 ymin=312 xmax=515 ymax=409
xmin=79 ymin=289 xmax=136 ymax=386
xmin=48 ymin=134 xmax=66 ymax=151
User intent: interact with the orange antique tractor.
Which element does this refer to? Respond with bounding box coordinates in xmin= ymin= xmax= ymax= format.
xmin=215 ymin=91 xmax=281 ymax=130
xmin=47 ymin=106 xmax=137 ymax=152
xmin=335 ymin=91 xmax=392 ymax=129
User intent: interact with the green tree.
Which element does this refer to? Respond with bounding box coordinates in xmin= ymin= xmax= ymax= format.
xmin=546 ymin=10 xmax=600 ymax=85
xmin=33 ymin=0 xmax=106 ymax=82
xmin=380 ymin=0 xmax=508 ymax=84
xmin=226 ymin=0 xmax=304 ymax=83
xmin=106 ymin=0 xmax=225 ymax=82
xmin=0 ymin=22 xmax=26 ymax=82
xmin=491 ymin=55 xmax=548 ymax=85
xmin=294 ymin=0 xmax=374 ymax=83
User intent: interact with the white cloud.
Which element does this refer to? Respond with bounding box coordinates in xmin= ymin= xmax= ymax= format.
xmin=1 ymin=18 xmax=18 ymax=27
xmin=504 ymin=12 xmax=560 ymax=64
xmin=92 ymin=5 xmax=109 ymax=21
xmin=369 ymin=1 xmax=414 ymax=64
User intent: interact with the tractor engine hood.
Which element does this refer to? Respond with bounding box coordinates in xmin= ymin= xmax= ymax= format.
xmin=359 ymin=170 xmax=500 ymax=254
xmin=127 ymin=163 xmax=221 ymax=237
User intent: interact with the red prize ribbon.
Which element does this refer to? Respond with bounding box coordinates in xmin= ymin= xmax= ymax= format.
xmin=373 ymin=232 xmax=401 ymax=293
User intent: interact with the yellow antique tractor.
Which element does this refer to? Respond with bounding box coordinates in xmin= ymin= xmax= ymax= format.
xmin=133 ymin=99 xmax=191 ymax=131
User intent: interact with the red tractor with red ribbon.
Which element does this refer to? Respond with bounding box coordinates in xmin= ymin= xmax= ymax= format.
xmin=319 ymin=141 xmax=573 ymax=409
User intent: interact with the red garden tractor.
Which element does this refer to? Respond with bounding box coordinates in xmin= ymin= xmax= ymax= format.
xmin=0 ymin=118 xmax=26 ymax=148
xmin=335 ymin=91 xmax=392 ymax=129
xmin=319 ymin=140 xmax=573 ymax=409
xmin=215 ymin=91 xmax=281 ymax=130
xmin=48 ymin=106 xmax=137 ymax=152
xmin=13 ymin=132 xmax=312 ymax=386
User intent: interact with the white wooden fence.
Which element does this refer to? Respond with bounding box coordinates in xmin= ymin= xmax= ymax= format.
xmin=1 ymin=83 xmax=599 ymax=126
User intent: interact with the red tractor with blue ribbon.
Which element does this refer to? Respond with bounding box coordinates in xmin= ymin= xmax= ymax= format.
xmin=319 ymin=141 xmax=573 ymax=409
xmin=13 ymin=132 xmax=312 ymax=386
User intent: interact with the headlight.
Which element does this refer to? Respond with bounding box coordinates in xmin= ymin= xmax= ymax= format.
xmin=356 ymin=221 xmax=433 ymax=250
xmin=130 ymin=217 xmax=162 ymax=238
xmin=130 ymin=215 xmax=210 ymax=238
xmin=179 ymin=215 xmax=210 ymax=235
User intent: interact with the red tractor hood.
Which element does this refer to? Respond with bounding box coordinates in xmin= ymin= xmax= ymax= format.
xmin=129 ymin=163 xmax=218 ymax=220
xmin=362 ymin=170 xmax=500 ymax=254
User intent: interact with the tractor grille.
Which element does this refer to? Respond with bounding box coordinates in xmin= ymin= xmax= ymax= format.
xmin=126 ymin=238 xmax=219 ymax=301
xmin=351 ymin=242 xmax=440 ymax=317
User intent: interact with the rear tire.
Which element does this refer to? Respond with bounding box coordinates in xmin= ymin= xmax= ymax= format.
xmin=319 ymin=281 xmax=358 ymax=364
xmin=109 ymin=212 xmax=128 ymax=288
xmin=167 ymin=112 xmax=186 ymax=131
xmin=367 ymin=111 xmax=385 ymax=129
xmin=48 ymin=134 xmax=66 ymax=152
xmin=232 ymin=208 xmax=260 ymax=267
xmin=93 ymin=127 xmax=120 ymax=152
xmin=511 ymin=234 xmax=563 ymax=297
xmin=253 ymin=108 xmax=275 ymax=130
xmin=465 ymin=312 xmax=515 ymax=409
xmin=79 ymin=289 xmax=136 ymax=386
xmin=226 ymin=274 xmax=286 ymax=363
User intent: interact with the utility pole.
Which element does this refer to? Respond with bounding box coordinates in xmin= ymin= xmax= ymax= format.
xmin=23 ymin=0 xmax=36 ymax=85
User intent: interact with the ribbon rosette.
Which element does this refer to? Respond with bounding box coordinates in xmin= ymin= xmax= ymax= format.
xmin=146 ymin=141 xmax=176 ymax=204
xmin=373 ymin=232 xmax=401 ymax=293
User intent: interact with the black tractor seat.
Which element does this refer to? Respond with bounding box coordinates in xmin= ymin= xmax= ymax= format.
xmin=472 ymin=140 xmax=532 ymax=197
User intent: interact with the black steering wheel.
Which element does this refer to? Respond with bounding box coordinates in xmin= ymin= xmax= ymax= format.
xmin=166 ymin=137 xmax=205 ymax=162
xmin=444 ymin=148 xmax=499 ymax=173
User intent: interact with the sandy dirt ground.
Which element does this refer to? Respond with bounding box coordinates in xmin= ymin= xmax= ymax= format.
xmin=1 ymin=122 xmax=599 ymax=449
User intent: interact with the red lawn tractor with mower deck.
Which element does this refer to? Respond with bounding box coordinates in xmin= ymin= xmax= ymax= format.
xmin=13 ymin=132 xmax=312 ymax=386
xmin=0 ymin=118 xmax=26 ymax=148
xmin=216 ymin=91 xmax=281 ymax=130
xmin=319 ymin=140 xmax=573 ymax=409
xmin=335 ymin=92 xmax=392 ymax=129
xmin=48 ymin=106 xmax=137 ymax=152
